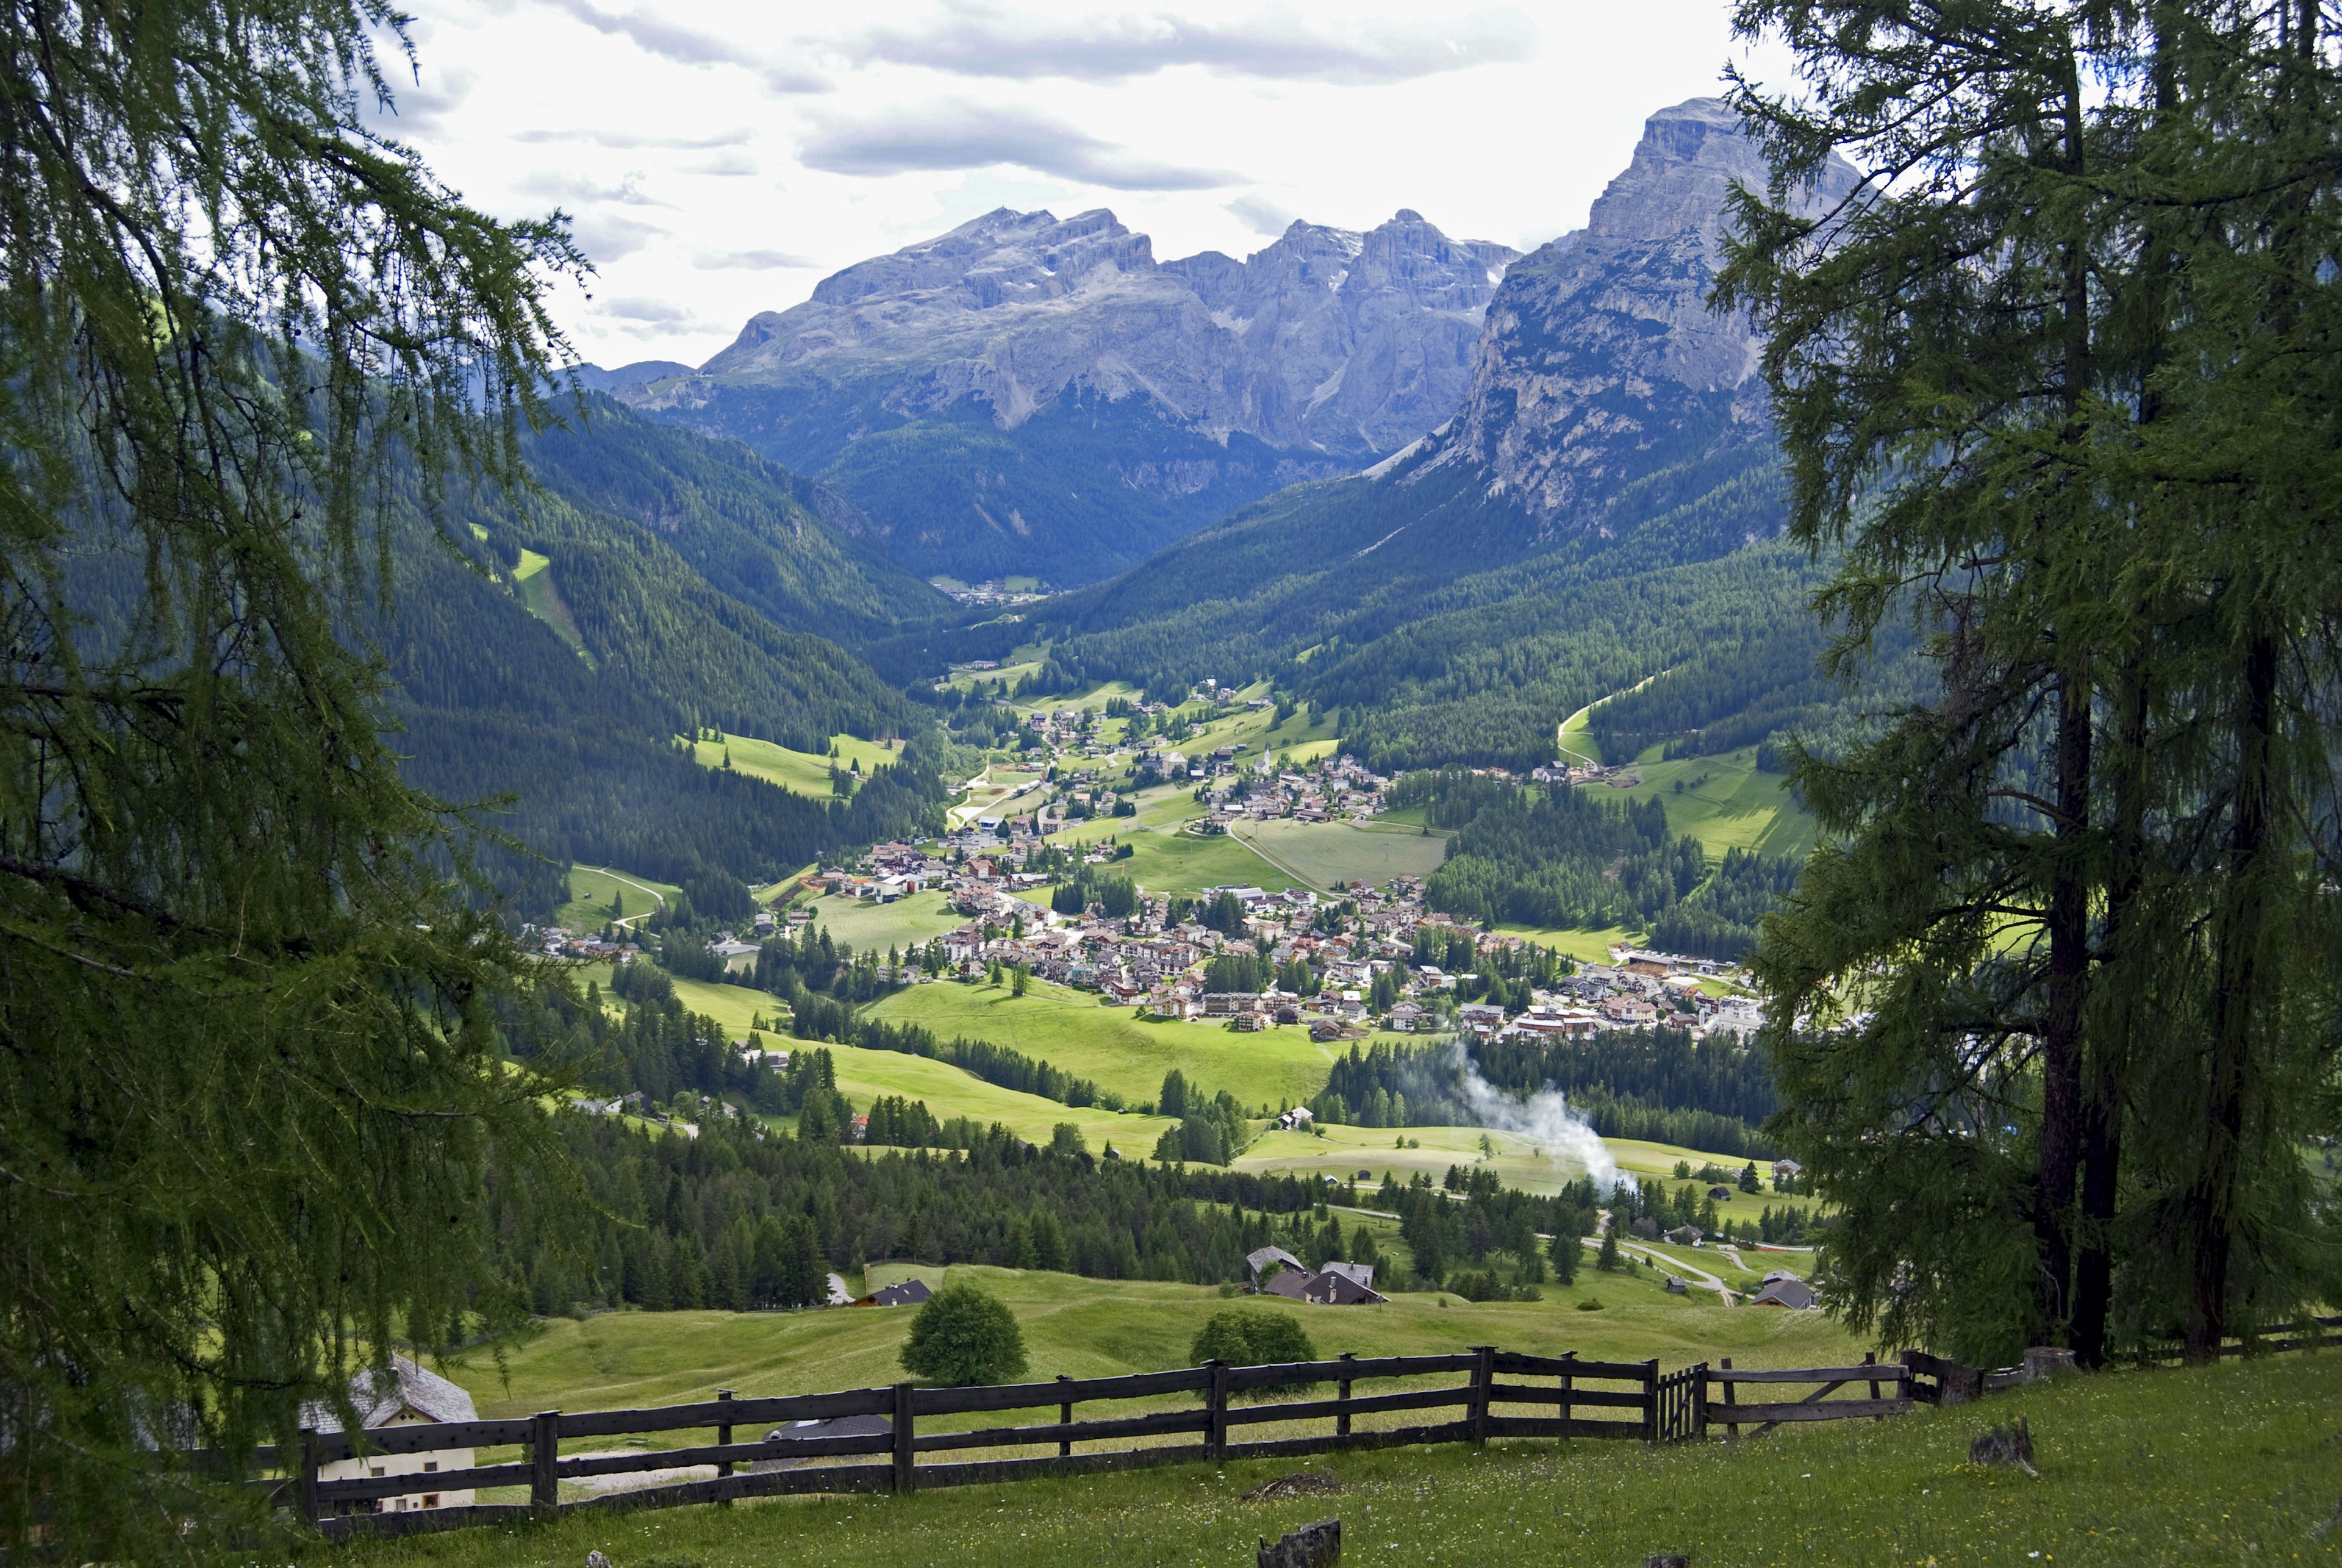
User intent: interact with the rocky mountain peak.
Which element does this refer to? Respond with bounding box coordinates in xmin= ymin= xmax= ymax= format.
xmin=1586 ymin=97 xmax=1780 ymax=249
xmin=1396 ymin=98 xmax=1856 ymax=532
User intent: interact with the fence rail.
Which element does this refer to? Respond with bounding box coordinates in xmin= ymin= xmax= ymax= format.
xmin=213 ymin=1315 xmax=2339 ymax=1541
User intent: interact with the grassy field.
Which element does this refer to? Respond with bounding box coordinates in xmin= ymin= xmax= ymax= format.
xmin=1494 ymin=922 xmax=1641 ymax=965
xmin=427 ymin=1262 xmax=1855 ymax=1422
xmin=318 ymin=1309 xmax=2339 ymax=1568
xmin=862 ymin=977 xmax=1340 ymax=1108
xmin=656 ymin=975 xmax=1171 ymax=1150
xmin=1230 ymin=817 xmax=1449 ymax=890
xmin=1589 ymin=744 xmax=1820 ymax=861
xmin=802 ymin=890 xmax=968 ymax=953
xmin=556 ymin=865 xmax=680 ymax=933
xmin=511 ymin=548 xmax=589 ymax=656
xmin=686 ymin=731 xmax=904 ymax=801
xmin=1235 ymin=1122 xmax=1796 ymax=1198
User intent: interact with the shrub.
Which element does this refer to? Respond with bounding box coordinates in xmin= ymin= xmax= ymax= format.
xmin=899 ymin=1283 xmax=1028 ymax=1386
xmin=1189 ymin=1309 xmax=1319 ymax=1397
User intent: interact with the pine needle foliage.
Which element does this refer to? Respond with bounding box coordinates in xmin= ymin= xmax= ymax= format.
xmin=1721 ymin=0 xmax=2342 ymax=1369
xmin=0 ymin=0 xmax=584 ymax=1553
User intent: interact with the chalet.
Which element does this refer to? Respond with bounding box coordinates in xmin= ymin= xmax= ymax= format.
xmin=1245 ymin=1246 xmax=1305 ymax=1286
xmin=1203 ymin=991 xmax=1264 ymax=1016
xmin=1457 ymin=1002 xmax=1507 ymax=1034
xmin=1750 ymin=1274 xmax=1820 ymax=1311
xmin=304 ymin=1356 xmax=479 ymax=1517
xmin=1708 ymin=1184 xmax=1735 ymax=1201
xmin=851 ymin=1279 xmax=933 ymax=1308
xmin=1274 ymin=1106 xmax=1314 ymax=1131
xmin=1664 ymin=1224 xmax=1703 ymax=1246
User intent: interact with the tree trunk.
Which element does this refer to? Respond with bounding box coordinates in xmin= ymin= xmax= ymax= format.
xmin=2186 ymin=633 xmax=2276 ymax=1363
xmin=2036 ymin=655 xmax=2091 ymax=1339
xmin=2072 ymin=657 xmax=2148 ymax=1367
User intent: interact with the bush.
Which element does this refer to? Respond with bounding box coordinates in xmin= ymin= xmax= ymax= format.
xmin=1189 ymin=1309 xmax=1319 ymax=1397
xmin=899 ymin=1283 xmax=1028 ymax=1386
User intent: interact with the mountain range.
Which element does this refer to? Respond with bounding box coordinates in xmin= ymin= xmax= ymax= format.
xmin=598 ymin=206 xmax=1522 ymax=584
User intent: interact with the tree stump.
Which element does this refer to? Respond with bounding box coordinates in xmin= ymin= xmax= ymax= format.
xmin=1258 ymin=1517 xmax=1340 ymax=1568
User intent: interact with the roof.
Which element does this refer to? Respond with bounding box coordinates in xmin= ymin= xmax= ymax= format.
xmin=299 ymin=1356 xmax=478 ymax=1434
xmin=1319 ymin=1261 xmax=1375 ymax=1289
xmin=1750 ymin=1277 xmax=1820 ymax=1310
xmin=1247 ymin=1245 xmax=1304 ymax=1276
xmin=1260 ymin=1269 xmax=1312 ymax=1300
xmin=854 ymin=1279 xmax=933 ymax=1308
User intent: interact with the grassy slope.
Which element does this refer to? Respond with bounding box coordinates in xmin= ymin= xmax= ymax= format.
xmin=323 ymin=1325 xmax=2340 ymax=1568
xmin=510 ymin=547 xmax=588 ymax=655
xmin=1233 ymin=1122 xmax=1799 ymax=1198
xmin=1230 ymin=817 xmax=1448 ymax=890
xmin=660 ymin=975 xmax=1172 ymax=1150
xmin=686 ymin=731 xmax=902 ymax=801
xmin=556 ymin=865 xmax=681 ymax=933
xmin=439 ymin=1262 xmax=1855 ymax=1421
xmin=802 ymin=890 xmax=969 ymax=953
xmin=863 ymin=978 xmax=1339 ymax=1108
xmin=1594 ymin=744 xmax=1821 ymax=861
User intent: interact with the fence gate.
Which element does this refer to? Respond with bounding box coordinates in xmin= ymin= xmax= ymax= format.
xmin=1652 ymin=1363 xmax=1707 ymax=1444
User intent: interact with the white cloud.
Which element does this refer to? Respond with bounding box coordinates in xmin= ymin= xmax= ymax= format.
xmin=1225 ymin=194 xmax=1295 ymax=236
xmin=567 ymin=212 xmax=670 ymax=263
xmin=834 ymin=2 xmax=1537 ymax=85
xmin=542 ymin=0 xmax=832 ymax=91
xmin=692 ymin=248 xmax=816 ymax=270
xmin=798 ymin=101 xmax=1243 ymax=190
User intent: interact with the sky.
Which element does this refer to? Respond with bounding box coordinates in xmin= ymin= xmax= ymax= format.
xmin=368 ymin=1 xmax=1794 ymax=368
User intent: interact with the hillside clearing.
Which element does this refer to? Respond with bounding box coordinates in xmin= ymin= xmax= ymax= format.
xmin=686 ymin=731 xmax=902 ymax=800
xmin=557 ymin=865 xmax=681 ymax=934
xmin=801 ymin=889 xmax=967 ymax=952
xmin=1589 ymin=745 xmax=1820 ymax=861
xmin=862 ymin=978 xmax=1336 ymax=1108
xmin=1230 ymin=817 xmax=1449 ymax=890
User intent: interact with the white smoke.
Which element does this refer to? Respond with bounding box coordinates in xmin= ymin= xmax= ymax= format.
xmin=1445 ymin=1042 xmax=1619 ymax=1190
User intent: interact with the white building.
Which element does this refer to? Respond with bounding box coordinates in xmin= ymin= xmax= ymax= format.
xmin=305 ymin=1356 xmax=479 ymax=1518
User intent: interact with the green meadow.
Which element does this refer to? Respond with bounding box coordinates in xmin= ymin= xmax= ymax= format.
xmin=314 ymin=1301 xmax=2337 ymax=1568
xmin=656 ymin=976 xmax=1172 ymax=1151
xmin=1230 ymin=817 xmax=1449 ymax=890
xmin=1597 ymin=744 xmax=1820 ymax=861
xmin=434 ymin=1261 xmax=1855 ymax=1422
xmin=510 ymin=547 xmax=588 ymax=656
xmin=1236 ymin=1122 xmax=1800 ymax=1200
xmin=862 ymin=977 xmax=1339 ymax=1108
xmin=556 ymin=865 xmax=680 ymax=933
xmin=801 ymin=889 xmax=969 ymax=953
xmin=685 ymin=731 xmax=904 ymax=801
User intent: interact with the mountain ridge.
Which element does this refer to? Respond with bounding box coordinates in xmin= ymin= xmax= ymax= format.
xmin=612 ymin=204 xmax=1524 ymax=584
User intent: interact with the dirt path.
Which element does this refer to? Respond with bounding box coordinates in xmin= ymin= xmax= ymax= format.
xmin=576 ymin=865 xmax=668 ymax=931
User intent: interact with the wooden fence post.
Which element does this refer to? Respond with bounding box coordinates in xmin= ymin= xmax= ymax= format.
xmin=296 ymin=1427 xmax=320 ymax=1527
xmin=1559 ymin=1350 xmax=1575 ymax=1432
xmin=1691 ymin=1361 xmax=1709 ymax=1441
xmin=1469 ymin=1346 xmax=1494 ymax=1444
xmin=1057 ymin=1373 xmax=1073 ymax=1458
xmin=892 ymin=1383 xmax=917 ymax=1494
xmin=1641 ymin=1359 xmax=1660 ymax=1444
xmin=1336 ymin=1352 xmax=1355 ymax=1437
xmin=714 ymin=1387 xmax=734 ymax=1506
xmin=1205 ymin=1361 xmax=1230 ymax=1462
xmin=1720 ymin=1358 xmax=1738 ymax=1439
xmin=531 ymin=1410 xmax=560 ymax=1519
xmin=1864 ymin=1352 xmax=1882 ymax=1420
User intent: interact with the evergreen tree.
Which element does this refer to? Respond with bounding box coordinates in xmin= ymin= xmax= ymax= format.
xmin=0 ymin=0 xmax=582 ymax=1550
xmin=1724 ymin=0 xmax=2342 ymax=1364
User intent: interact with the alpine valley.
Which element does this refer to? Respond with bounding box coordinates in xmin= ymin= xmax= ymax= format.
xmin=365 ymin=99 xmax=1886 ymax=934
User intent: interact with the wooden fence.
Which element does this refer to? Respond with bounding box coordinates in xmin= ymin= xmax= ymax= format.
xmin=230 ymin=1313 xmax=2337 ymax=1542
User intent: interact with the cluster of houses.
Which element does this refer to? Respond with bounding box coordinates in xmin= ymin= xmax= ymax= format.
xmin=804 ymin=828 xmax=1759 ymax=1043
xmin=1245 ymin=1246 xmax=1387 ymax=1305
